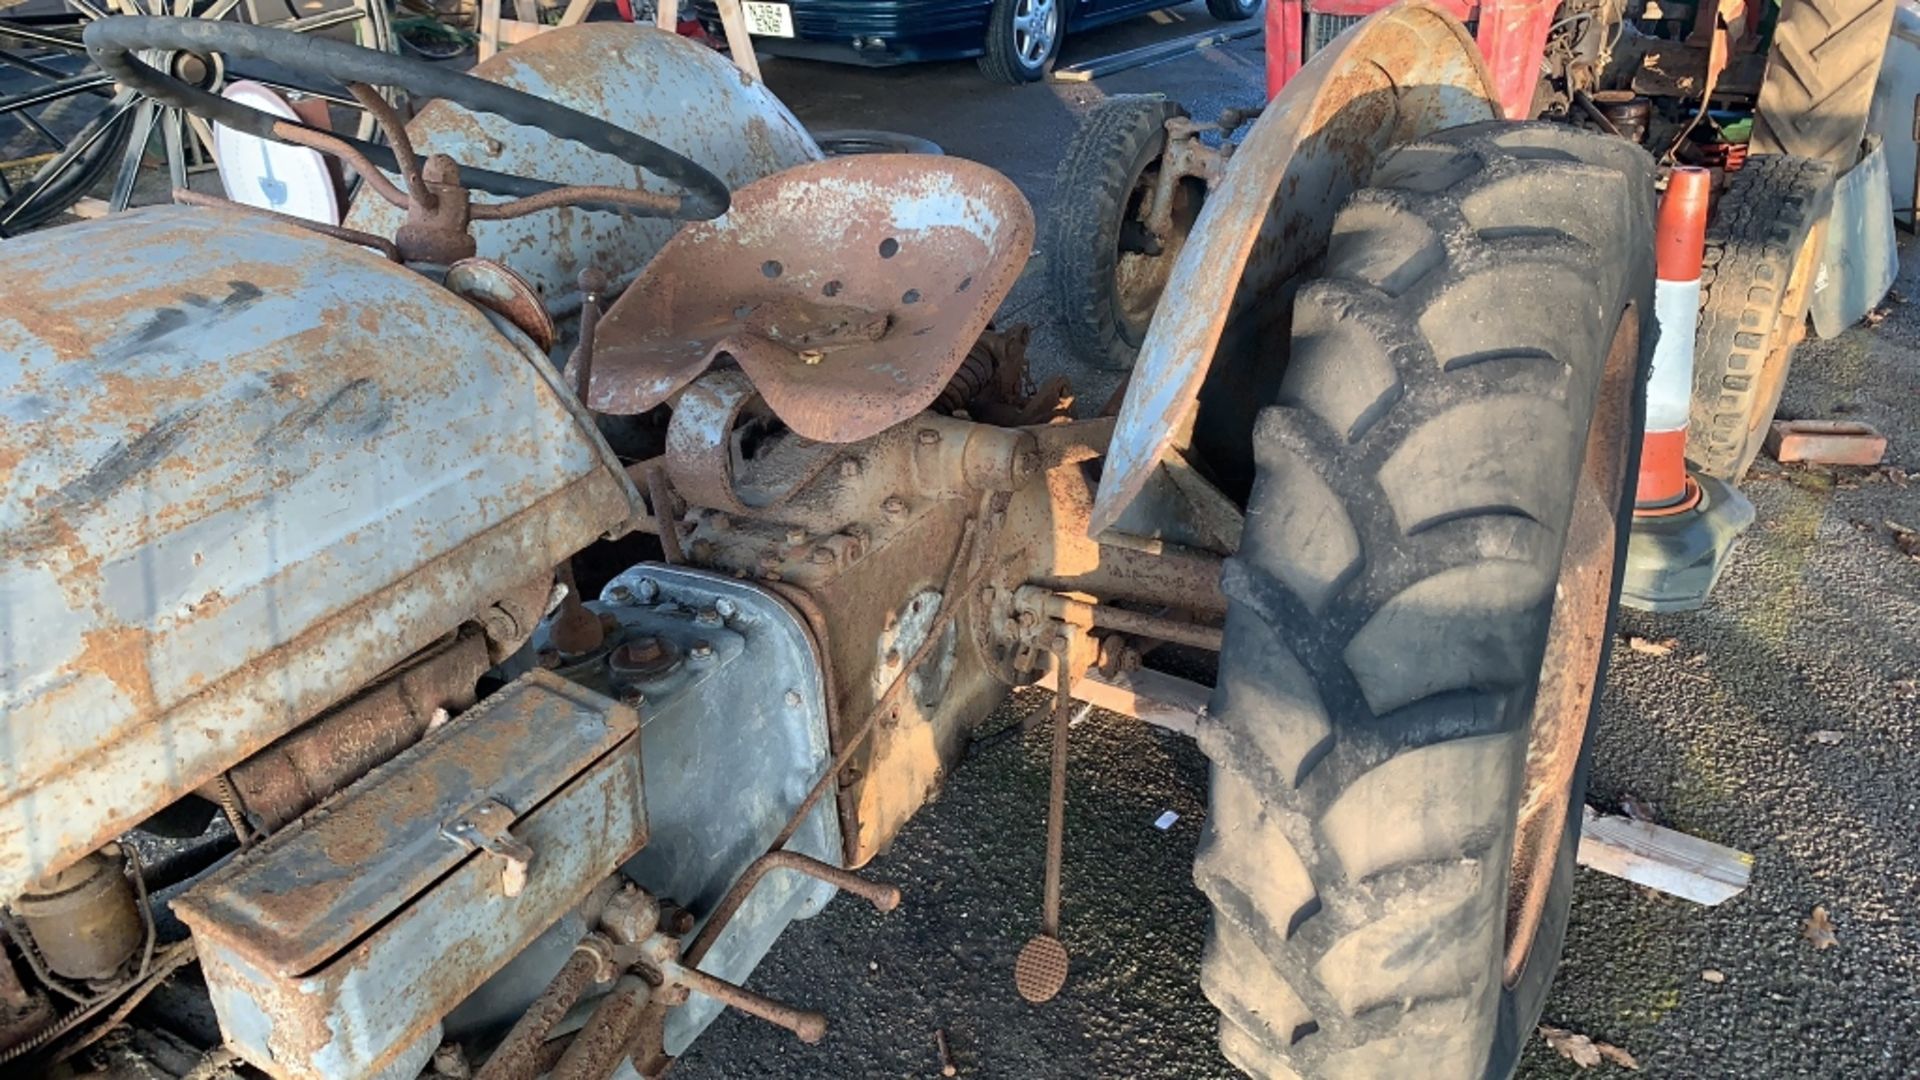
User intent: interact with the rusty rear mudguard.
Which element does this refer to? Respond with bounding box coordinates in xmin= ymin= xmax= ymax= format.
xmin=1089 ymin=1 xmax=1503 ymax=538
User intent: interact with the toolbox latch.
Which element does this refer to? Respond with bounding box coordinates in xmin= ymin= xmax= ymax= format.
xmin=443 ymin=799 xmax=535 ymax=897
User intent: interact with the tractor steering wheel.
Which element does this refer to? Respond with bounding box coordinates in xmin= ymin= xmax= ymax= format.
xmin=82 ymin=16 xmax=730 ymax=222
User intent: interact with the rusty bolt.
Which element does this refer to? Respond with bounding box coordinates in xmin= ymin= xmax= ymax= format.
xmin=616 ymin=637 xmax=665 ymax=666
xmin=690 ymin=539 xmax=715 ymax=561
xmin=786 ymin=527 xmax=808 ymax=545
xmin=608 ymin=584 xmax=635 ymax=604
xmin=882 ymin=496 xmax=908 ymax=520
xmin=811 ymin=546 xmax=835 ymax=564
xmin=690 ymin=640 xmax=714 ymax=661
xmin=885 ymin=648 xmax=901 ymax=667
xmin=621 ymin=689 xmax=646 ymax=709
xmin=839 ymin=458 xmax=862 ymax=478
xmin=1016 ymin=611 xmax=1036 ymax=629
xmin=883 ymin=610 xmax=899 ymax=631
xmin=784 ymin=689 xmax=802 ymax=707
xmin=696 ymin=607 xmax=722 ymax=627
xmin=765 ymin=569 xmax=784 ymax=582
xmin=917 ymin=428 xmax=941 ymax=445
xmin=536 ymin=647 xmax=561 ymax=669
xmin=710 ymin=512 xmax=732 ymax=532
xmin=481 ymin=135 xmax=504 ymax=156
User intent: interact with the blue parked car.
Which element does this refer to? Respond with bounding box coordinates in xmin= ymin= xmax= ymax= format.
xmin=695 ymin=0 xmax=1263 ymax=83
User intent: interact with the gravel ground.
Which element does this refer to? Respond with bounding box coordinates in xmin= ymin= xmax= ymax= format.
xmin=679 ymin=16 xmax=1920 ymax=1080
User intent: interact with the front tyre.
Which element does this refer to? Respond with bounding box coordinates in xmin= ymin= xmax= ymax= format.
xmin=1195 ymin=122 xmax=1655 ymax=1080
xmin=979 ymin=0 xmax=1062 ymax=83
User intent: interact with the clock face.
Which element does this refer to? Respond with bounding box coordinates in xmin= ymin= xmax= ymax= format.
xmin=214 ymin=81 xmax=342 ymax=226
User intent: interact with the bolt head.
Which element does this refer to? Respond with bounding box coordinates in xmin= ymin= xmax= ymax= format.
xmin=710 ymin=512 xmax=732 ymax=531
xmin=696 ymin=607 xmax=722 ymax=626
xmin=784 ymin=689 xmax=803 ymax=707
xmin=635 ymin=579 xmax=660 ymax=603
xmin=811 ymin=546 xmax=835 ymax=564
xmin=882 ymin=496 xmax=908 ymax=518
xmin=715 ymin=597 xmax=738 ymax=619
xmin=620 ymin=688 xmax=646 ymax=708
xmin=786 ymin=527 xmax=808 ymax=545
xmin=885 ymin=647 xmax=901 ymax=667
xmin=690 ymin=539 xmax=715 ymax=561
xmin=690 ymin=640 xmax=714 ymax=660
xmin=608 ymin=584 xmax=635 ymax=604
xmin=839 ymin=458 xmax=862 ymax=478
xmin=917 ymin=428 xmax=941 ymax=445
xmin=536 ymin=647 xmax=561 ymax=669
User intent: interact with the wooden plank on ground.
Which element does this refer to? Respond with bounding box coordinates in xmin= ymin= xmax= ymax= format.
xmin=1576 ymin=805 xmax=1752 ymax=905
xmin=1071 ymin=668 xmax=1209 ymax=738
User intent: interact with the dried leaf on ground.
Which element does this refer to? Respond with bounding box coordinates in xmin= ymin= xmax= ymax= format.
xmin=1809 ymin=730 xmax=1846 ymax=745
xmin=1627 ymin=636 xmax=1677 ymax=657
xmin=1598 ymin=1043 xmax=1642 ymax=1070
xmin=1539 ymin=1025 xmax=1602 ymax=1067
xmin=1803 ymin=906 xmax=1839 ymax=950
xmin=1620 ymin=794 xmax=1659 ymax=823
xmin=1539 ymin=1025 xmax=1639 ymax=1070
xmin=1701 ymin=969 xmax=1726 ymax=984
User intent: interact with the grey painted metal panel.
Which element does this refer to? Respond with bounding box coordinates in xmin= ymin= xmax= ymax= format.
xmin=0 ymin=205 xmax=638 ymax=901
xmin=177 ymin=671 xmax=645 ymax=1079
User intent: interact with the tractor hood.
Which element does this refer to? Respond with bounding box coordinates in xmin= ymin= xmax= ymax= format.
xmin=0 ymin=205 xmax=638 ymax=901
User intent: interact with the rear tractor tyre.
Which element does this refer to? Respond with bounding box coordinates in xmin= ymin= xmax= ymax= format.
xmin=1687 ymin=154 xmax=1836 ymax=481
xmin=1195 ymin=121 xmax=1656 ymax=1080
xmin=1046 ymin=95 xmax=1203 ymax=371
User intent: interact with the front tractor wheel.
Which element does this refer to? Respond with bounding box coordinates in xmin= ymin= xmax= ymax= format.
xmin=1196 ymin=123 xmax=1655 ymax=1080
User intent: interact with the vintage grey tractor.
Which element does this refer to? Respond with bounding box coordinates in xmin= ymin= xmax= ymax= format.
xmin=0 ymin=6 xmax=1656 ymax=1078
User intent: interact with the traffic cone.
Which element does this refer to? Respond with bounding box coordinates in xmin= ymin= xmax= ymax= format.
xmin=1622 ymin=167 xmax=1756 ymax=613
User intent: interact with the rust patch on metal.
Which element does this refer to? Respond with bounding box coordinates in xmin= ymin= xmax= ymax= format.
xmin=589 ymin=154 xmax=1033 ymax=444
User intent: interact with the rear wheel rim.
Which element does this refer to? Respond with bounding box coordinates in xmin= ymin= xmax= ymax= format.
xmin=1503 ymin=306 xmax=1638 ymax=986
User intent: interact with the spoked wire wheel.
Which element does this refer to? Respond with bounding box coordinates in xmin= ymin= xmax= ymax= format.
xmin=0 ymin=0 xmax=393 ymax=234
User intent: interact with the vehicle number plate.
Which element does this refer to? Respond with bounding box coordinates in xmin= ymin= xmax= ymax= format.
xmin=741 ymin=1 xmax=794 ymax=37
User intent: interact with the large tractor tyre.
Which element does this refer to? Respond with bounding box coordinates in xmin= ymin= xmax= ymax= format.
xmin=1046 ymin=96 xmax=1200 ymax=371
xmin=1750 ymin=0 xmax=1899 ymax=165
xmin=1688 ymin=154 xmax=1836 ymax=481
xmin=1194 ymin=121 xmax=1655 ymax=1080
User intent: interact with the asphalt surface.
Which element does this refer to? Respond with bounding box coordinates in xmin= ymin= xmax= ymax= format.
xmin=674 ymin=14 xmax=1920 ymax=1080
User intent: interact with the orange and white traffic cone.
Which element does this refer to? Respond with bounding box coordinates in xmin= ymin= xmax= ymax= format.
xmin=1637 ymin=167 xmax=1711 ymax=512
xmin=1622 ymin=167 xmax=1756 ymax=613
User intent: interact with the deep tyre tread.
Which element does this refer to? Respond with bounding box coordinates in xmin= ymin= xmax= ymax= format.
xmin=1045 ymin=96 xmax=1191 ymax=370
xmin=1751 ymin=0 xmax=1900 ymax=165
xmin=1195 ymin=121 xmax=1656 ymax=1080
xmin=1688 ymin=154 xmax=1836 ymax=480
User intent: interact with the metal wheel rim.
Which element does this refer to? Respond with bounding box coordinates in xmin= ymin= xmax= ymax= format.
xmin=1011 ymin=0 xmax=1056 ymax=66
xmin=0 ymin=0 xmax=394 ymax=229
xmin=1503 ymin=306 xmax=1638 ymax=987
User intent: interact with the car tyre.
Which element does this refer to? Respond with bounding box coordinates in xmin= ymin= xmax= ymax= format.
xmin=979 ymin=0 xmax=1062 ymax=84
